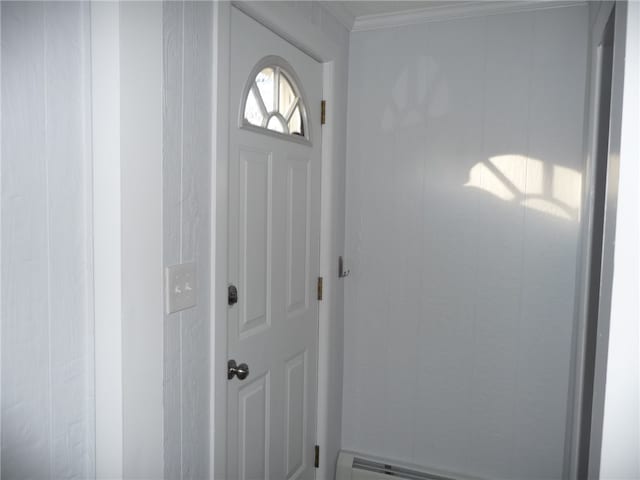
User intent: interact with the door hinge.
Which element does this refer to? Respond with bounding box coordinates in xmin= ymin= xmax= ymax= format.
xmin=314 ymin=445 xmax=320 ymax=468
xmin=317 ymin=277 xmax=323 ymax=301
xmin=320 ymin=100 xmax=326 ymax=125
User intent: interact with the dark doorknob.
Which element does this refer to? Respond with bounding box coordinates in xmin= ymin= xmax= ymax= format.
xmin=228 ymin=359 xmax=249 ymax=380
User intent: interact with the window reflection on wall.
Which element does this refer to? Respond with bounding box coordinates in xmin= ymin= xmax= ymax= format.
xmin=465 ymin=154 xmax=582 ymax=221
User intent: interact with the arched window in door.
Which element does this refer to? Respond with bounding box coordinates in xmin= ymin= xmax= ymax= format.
xmin=241 ymin=58 xmax=309 ymax=140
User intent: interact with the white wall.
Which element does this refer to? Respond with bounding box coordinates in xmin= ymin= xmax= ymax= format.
xmin=0 ymin=2 xmax=214 ymax=477
xmin=1 ymin=2 xmax=95 ymax=478
xmin=343 ymin=5 xmax=588 ymax=480
xmin=1 ymin=1 xmax=215 ymax=477
xmin=162 ymin=2 xmax=213 ymax=478
xmin=599 ymin=1 xmax=640 ymax=477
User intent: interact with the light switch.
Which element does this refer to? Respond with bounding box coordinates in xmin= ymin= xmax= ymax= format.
xmin=165 ymin=263 xmax=197 ymax=314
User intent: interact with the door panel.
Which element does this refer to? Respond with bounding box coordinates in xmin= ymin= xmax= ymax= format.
xmin=227 ymin=7 xmax=322 ymax=480
xmin=285 ymin=350 xmax=307 ymax=480
xmin=238 ymin=374 xmax=270 ymax=480
xmin=286 ymin=159 xmax=310 ymax=315
xmin=239 ymin=148 xmax=271 ymax=337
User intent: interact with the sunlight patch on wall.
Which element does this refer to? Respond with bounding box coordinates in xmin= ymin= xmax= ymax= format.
xmin=553 ymin=165 xmax=583 ymax=212
xmin=465 ymin=155 xmax=582 ymax=221
xmin=466 ymin=158 xmax=515 ymax=201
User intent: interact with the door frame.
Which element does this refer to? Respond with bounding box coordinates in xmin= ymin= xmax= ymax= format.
xmin=210 ymin=2 xmax=345 ymax=479
xmin=565 ymin=1 xmax=630 ymax=478
xmin=584 ymin=1 xmax=632 ymax=476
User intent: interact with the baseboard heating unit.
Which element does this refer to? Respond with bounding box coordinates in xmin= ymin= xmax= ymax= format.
xmin=336 ymin=451 xmax=483 ymax=480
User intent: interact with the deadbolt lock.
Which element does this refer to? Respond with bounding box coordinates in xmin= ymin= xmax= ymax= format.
xmin=228 ymin=284 xmax=238 ymax=306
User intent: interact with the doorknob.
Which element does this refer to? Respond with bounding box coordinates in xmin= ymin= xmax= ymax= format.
xmin=227 ymin=359 xmax=249 ymax=380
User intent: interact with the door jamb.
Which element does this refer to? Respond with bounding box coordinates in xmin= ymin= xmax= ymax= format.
xmin=586 ymin=1 xmax=629 ymax=476
xmin=210 ymin=2 xmax=231 ymax=479
xmin=565 ymin=2 xmax=614 ymax=477
xmin=565 ymin=1 xmax=630 ymax=478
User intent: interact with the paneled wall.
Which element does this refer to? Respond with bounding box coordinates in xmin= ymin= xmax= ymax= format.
xmin=1 ymin=2 xmax=94 ymax=478
xmin=343 ymin=5 xmax=588 ymax=479
xmin=1 ymin=2 xmax=214 ymax=477
xmin=162 ymin=2 xmax=213 ymax=478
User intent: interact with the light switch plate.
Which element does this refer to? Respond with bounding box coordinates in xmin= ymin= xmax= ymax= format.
xmin=165 ymin=263 xmax=197 ymax=314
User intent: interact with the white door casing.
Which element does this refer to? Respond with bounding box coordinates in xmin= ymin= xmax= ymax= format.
xmin=227 ymin=8 xmax=322 ymax=480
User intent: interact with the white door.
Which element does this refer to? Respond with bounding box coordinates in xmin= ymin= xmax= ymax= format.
xmin=227 ymin=8 xmax=322 ymax=480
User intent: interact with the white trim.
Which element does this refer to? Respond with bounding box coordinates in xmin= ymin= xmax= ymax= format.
xmin=587 ymin=2 xmax=630 ymax=477
xmin=316 ymin=60 xmax=334 ymax=480
xmin=91 ymin=3 xmax=123 ymax=478
xmin=351 ymin=1 xmax=586 ymax=32
xmin=119 ymin=3 xmax=164 ymax=477
xmin=565 ymin=4 xmax=615 ymax=478
xmin=599 ymin=1 xmax=640 ymax=475
xmin=211 ymin=2 xmax=231 ymax=479
xmin=318 ymin=1 xmax=355 ymax=31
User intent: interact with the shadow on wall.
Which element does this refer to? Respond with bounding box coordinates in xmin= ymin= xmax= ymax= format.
xmin=379 ymin=55 xmax=582 ymax=223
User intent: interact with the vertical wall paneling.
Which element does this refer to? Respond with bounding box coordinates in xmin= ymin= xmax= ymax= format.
xmin=2 ymin=5 xmax=49 ymax=475
xmin=0 ymin=4 xmax=3 ymax=474
xmin=79 ymin=5 xmax=94 ymax=476
xmin=343 ymin=6 xmax=588 ymax=479
xmin=44 ymin=3 xmax=95 ymax=477
xmin=515 ymin=8 xmax=589 ymax=478
xmin=0 ymin=4 xmax=3 ymax=472
xmin=467 ymin=13 xmax=531 ymax=478
xmin=163 ymin=2 xmax=213 ymax=478
xmin=1 ymin=2 xmax=95 ymax=478
xmin=180 ymin=3 xmax=212 ymax=477
xmin=163 ymin=3 xmax=184 ymax=477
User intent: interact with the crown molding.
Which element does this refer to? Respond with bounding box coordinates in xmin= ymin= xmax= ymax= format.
xmin=319 ymin=1 xmax=356 ymax=31
xmin=351 ymin=1 xmax=586 ymax=32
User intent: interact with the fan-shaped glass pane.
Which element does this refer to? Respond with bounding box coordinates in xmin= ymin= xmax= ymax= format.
xmin=242 ymin=62 xmax=308 ymax=140
xmin=255 ymin=68 xmax=274 ymax=112
xmin=244 ymin=89 xmax=264 ymax=127
xmin=267 ymin=116 xmax=285 ymax=133
xmin=288 ymin=106 xmax=303 ymax=137
xmin=279 ymin=75 xmax=297 ymax=117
